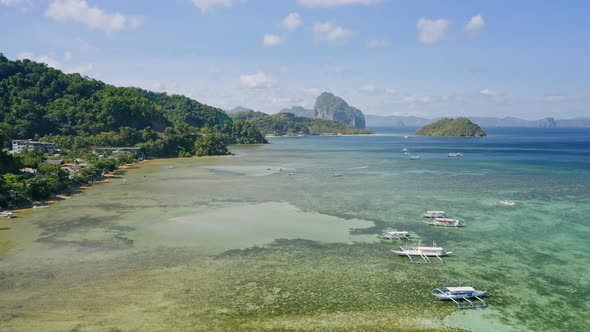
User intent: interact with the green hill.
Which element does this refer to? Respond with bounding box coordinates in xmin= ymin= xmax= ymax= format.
xmin=0 ymin=54 xmax=266 ymax=156
xmin=235 ymin=112 xmax=373 ymax=136
xmin=416 ymin=118 xmax=487 ymax=137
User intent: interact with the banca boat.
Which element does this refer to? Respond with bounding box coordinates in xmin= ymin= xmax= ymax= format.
xmin=498 ymin=200 xmax=516 ymax=207
xmin=431 ymin=286 xmax=488 ymax=309
xmin=425 ymin=217 xmax=464 ymax=227
xmin=382 ymin=231 xmax=410 ymax=240
xmin=391 ymin=241 xmax=451 ymax=264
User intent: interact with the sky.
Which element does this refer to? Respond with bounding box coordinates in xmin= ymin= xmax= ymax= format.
xmin=1 ymin=0 xmax=589 ymax=119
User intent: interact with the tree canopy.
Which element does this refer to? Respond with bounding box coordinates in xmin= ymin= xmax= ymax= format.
xmin=0 ymin=53 xmax=266 ymax=156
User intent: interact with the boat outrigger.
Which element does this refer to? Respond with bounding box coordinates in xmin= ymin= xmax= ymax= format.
xmin=391 ymin=241 xmax=451 ymax=264
xmin=432 ymin=286 xmax=488 ymax=309
xmin=382 ymin=231 xmax=410 ymax=240
xmin=423 ymin=211 xmax=446 ymax=218
xmin=425 ymin=217 xmax=464 ymax=227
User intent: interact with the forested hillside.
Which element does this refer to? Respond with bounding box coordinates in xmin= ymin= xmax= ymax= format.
xmin=0 ymin=54 xmax=266 ymax=157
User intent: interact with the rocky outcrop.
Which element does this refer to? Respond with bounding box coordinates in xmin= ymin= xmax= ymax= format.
xmin=313 ymin=92 xmax=366 ymax=129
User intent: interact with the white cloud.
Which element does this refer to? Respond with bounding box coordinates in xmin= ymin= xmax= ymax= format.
xmin=359 ymin=84 xmax=377 ymax=93
xmin=465 ymin=14 xmax=485 ymax=34
xmin=240 ymin=72 xmax=274 ymax=88
xmin=263 ymin=34 xmax=283 ymax=47
xmin=417 ymin=18 xmax=449 ymax=45
xmin=63 ymin=51 xmax=73 ymax=61
xmin=277 ymin=66 xmax=289 ymax=73
xmin=299 ymin=0 xmax=380 ymax=7
xmin=191 ymin=0 xmax=237 ymax=12
xmin=385 ymin=88 xmax=397 ymax=95
xmin=366 ymin=39 xmax=390 ymax=49
xmin=45 ymin=0 xmax=142 ymax=33
xmin=314 ymin=22 xmax=354 ymax=43
xmin=281 ymin=12 xmax=301 ymax=31
xmin=480 ymin=89 xmax=497 ymax=96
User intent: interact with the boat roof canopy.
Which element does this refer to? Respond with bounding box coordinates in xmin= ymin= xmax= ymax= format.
xmin=445 ymin=287 xmax=476 ymax=292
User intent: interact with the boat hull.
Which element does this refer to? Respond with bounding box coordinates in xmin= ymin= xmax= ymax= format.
xmin=432 ymin=290 xmax=487 ymax=300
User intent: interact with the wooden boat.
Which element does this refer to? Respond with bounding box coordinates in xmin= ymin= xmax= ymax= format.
xmin=425 ymin=217 xmax=464 ymax=227
xmin=431 ymin=286 xmax=488 ymax=309
xmin=391 ymin=241 xmax=451 ymax=264
xmin=382 ymin=231 xmax=410 ymax=240
xmin=498 ymin=200 xmax=516 ymax=207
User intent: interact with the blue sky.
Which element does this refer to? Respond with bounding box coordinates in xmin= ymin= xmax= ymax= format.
xmin=1 ymin=0 xmax=589 ymax=119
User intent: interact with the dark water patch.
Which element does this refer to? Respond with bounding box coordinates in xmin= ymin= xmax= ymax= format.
xmin=36 ymin=234 xmax=134 ymax=251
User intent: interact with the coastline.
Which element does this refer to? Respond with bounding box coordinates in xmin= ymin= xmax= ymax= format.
xmin=7 ymin=155 xmax=235 ymax=215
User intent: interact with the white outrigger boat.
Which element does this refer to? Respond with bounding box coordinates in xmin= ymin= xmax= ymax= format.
xmin=423 ymin=211 xmax=446 ymax=218
xmin=448 ymin=152 xmax=464 ymax=157
xmin=382 ymin=231 xmax=410 ymax=240
xmin=401 ymin=148 xmax=409 ymax=152
xmin=33 ymin=205 xmax=50 ymax=209
xmin=425 ymin=217 xmax=464 ymax=227
xmin=432 ymin=286 xmax=488 ymax=309
xmin=409 ymin=155 xmax=420 ymax=160
xmin=0 ymin=211 xmax=15 ymax=218
xmin=498 ymin=200 xmax=516 ymax=207
xmin=391 ymin=241 xmax=451 ymax=264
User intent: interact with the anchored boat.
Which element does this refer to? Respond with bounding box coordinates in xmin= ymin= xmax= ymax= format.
xmin=425 ymin=217 xmax=464 ymax=227
xmin=382 ymin=231 xmax=410 ymax=240
xmin=498 ymin=200 xmax=516 ymax=207
xmin=409 ymin=155 xmax=420 ymax=160
xmin=391 ymin=241 xmax=451 ymax=264
xmin=448 ymin=152 xmax=464 ymax=157
xmin=432 ymin=286 xmax=488 ymax=309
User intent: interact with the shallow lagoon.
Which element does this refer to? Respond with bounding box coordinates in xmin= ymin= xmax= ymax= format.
xmin=1 ymin=128 xmax=589 ymax=331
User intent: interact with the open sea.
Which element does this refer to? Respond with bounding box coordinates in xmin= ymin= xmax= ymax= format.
xmin=1 ymin=127 xmax=589 ymax=331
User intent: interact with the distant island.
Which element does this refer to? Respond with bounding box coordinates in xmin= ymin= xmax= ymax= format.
xmin=228 ymin=92 xmax=372 ymax=136
xmin=416 ymin=118 xmax=487 ymax=137
xmin=365 ymin=114 xmax=590 ymax=128
xmin=230 ymin=111 xmax=372 ymax=136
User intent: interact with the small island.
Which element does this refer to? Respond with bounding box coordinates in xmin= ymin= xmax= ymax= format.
xmin=416 ymin=117 xmax=487 ymax=137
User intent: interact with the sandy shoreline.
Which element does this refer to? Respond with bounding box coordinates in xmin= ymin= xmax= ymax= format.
xmin=8 ymin=154 xmax=236 ymax=215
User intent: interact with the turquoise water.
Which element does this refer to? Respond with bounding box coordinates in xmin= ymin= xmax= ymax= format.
xmin=0 ymin=127 xmax=589 ymax=331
